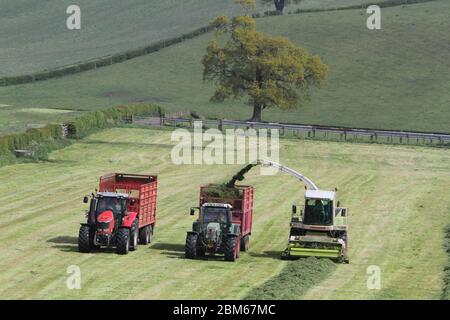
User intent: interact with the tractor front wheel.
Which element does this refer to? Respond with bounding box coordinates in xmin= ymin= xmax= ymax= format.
xmin=224 ymin=236 xmax=238 ymax=262
xmin=78 ymin=225 xmax=92 ymax=253
xmin=185 ymin=233 xmax=198 ymax=259
xmin=116 ymin=228 xmax=130 ymax=255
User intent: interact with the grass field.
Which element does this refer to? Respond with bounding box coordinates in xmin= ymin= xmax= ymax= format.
xmin=0 ymin=0 xmax=393 ymax=77
xmin=0 ymin=127 xmax=448 ymax=299
xmin=1 ymin=0 xmax=449 ymax=134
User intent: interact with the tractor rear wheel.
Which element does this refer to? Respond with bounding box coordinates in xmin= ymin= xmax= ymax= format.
xmin=116 ymin=228 xmax=130 ymax=255
xmin=139 ymin=225 xmax=152 ymax=245
xmin=224 ymin=236 xmax=238 ymax=262
xmin=240 ymin=235 xmax=250 ymax=252
xmin=185 ymin=233 xmax=198 ymax=259
xmin=78 ymin=225 xmax=92 ymax=253
xmin=130 ymin=220 xmax=139 ymax=251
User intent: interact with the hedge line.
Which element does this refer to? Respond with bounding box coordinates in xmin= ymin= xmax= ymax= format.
xmin=0 ymin=24 xmax=213 ymax=87
xmin=66 ymin=104 xmax=164 ymax=138
xmin=0 ymin=104 xmax=164 ymax=166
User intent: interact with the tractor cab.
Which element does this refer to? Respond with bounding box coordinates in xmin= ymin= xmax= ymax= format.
xmin=201 ymin=203 xmax=232 ymax=226
xmin=301 ymin=190 xmax=335 ymax=226
xmin=84 ymin=192 xmax=136 ymax=228
xmin=95 ymin=192 xmax=128 ymax=218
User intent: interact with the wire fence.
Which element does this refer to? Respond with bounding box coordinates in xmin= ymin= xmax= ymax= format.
xmin=132 ymin=116 xmax=450 ymax=147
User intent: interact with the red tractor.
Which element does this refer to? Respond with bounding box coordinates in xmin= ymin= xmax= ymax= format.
xmin=78 ymin=173 xmax=157 ymax=254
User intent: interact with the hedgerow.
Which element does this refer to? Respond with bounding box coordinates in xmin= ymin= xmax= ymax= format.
xmin=0 ymin=104 xmax=164 ymax=166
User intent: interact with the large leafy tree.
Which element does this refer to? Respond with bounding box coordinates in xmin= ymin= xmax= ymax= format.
xmin=201 ymin=1 xmax=328 ymax=122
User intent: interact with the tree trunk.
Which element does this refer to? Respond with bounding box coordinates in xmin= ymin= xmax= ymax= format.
xmin=274 ymin=0 xmax=285 ymax=14
xmin=250 ymin=104 xmax=262 ymax=122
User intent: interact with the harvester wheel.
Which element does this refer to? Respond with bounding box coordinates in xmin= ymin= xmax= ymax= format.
xmin=240 ymin=235 xmax=250 ymax=252
xmin=224 ymin=236 xmax=238 ymax=262
xmin=185 ymin=234 xmax=198 ymax=259
xmin=78 ymin=225 xmax=92 ymax=253
xmin=116 ymin=228 xmax=130 ymax=255
xmin=130 ymin=220 xmax=139 ymax=251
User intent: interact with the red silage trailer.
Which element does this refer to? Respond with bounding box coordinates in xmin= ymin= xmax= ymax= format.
xmin=99 ymin=173 xmax=158 ymax=229
xmin=78 ymin=173 xmax=157 ymax=254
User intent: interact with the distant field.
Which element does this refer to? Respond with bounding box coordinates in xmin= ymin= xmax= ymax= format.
xmin=0 ymin=0 xmax=393 ymax=78
xmin=0 ymin=1 xmax=449 ymax=134
xmin=0 ymin=127 xmax=448 ymax=299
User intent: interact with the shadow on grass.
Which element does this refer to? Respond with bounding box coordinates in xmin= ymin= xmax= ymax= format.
xmin=151 ymin=242 xmax=185 ymax=259
xmin=248 ymin=250 xmax=283 ymax=260
xmin=47 ymin=236 xmax=79 ymax=252
xmin=150 ymin=242 xmax=230 ymax=261
xmin=47 ymin=236 xmax=117 ymax=254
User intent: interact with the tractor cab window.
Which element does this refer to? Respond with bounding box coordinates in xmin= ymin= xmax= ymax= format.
xmin=303 ymin=199 xmax=333 ymax=226
xmin=96 ymin=197 xmax=127 ymax=218
xmin=202 ymin=207 xmax=229 ymax=224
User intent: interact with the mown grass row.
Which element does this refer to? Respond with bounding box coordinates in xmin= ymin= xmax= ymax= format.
xmin=245 ymin=257 xmax=336 ymax=299
xmin=442 ymin=225 xmax=450 ymax=300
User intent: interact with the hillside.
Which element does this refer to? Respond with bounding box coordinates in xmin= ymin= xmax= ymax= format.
xmin=0 ymin=127 xmax=448 ymax=299
xmin=0 ymin=0 xmax=394 ymax=78
xmin=0 ymin=0 xmax=449 ymax=134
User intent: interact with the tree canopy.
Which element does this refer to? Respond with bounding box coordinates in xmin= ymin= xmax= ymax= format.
xmin=201 ymin=1 xmax=328 ymax=122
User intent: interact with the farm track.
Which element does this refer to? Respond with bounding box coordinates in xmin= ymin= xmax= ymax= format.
xmin=0 ymin=127 xmax=448 ymax=299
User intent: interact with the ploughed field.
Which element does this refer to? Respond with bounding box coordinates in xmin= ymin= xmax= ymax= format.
xmin=0 ymin=127 xmax=448 ymax=299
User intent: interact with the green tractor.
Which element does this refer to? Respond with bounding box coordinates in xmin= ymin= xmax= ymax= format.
xmin=185 ymin=185 xmax=254 ymax=262
xmin=186 ymin=203 xmax=241 ymax=261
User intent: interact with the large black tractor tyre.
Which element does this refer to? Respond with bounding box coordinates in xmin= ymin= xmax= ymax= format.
xmin=139 ymin=225 xmax=153 ymax=245
xmin=240 ymin=235 xmax=250 ymax=252
xmin=116 ymin=228 xmax=130 ymax=255
xmin=224 ymin=236 xmax=238 ymax=262
xmin=78 ymin=225 xmax=92 ymax=253
xmin=130 ymin=220 xmax=139 ymax=251
xmin=185 ymin=233 xmax=198 ymax=259
xmin=196 ymin=246 xmax=206 ymax=257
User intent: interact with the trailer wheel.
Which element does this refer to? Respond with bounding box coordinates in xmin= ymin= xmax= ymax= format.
xmin=240 ymin=235 xmax=250 ymax=252
xmin=139 ymin=225 xmax=152 ymax=245
xmin=130 ymin=220 xmax=139 ymax=251
xmin=224 ymin=236 xmax=238 ymax=262
xmin=78 ymin=225 xmax=92 ymax=253
xmin=148 ymin=225 xmax=153 ymax=244
xmin=185 ymin=234 xmax=198 ymax=259
xmin=116 ymin=228 xmax=130 ymax=255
